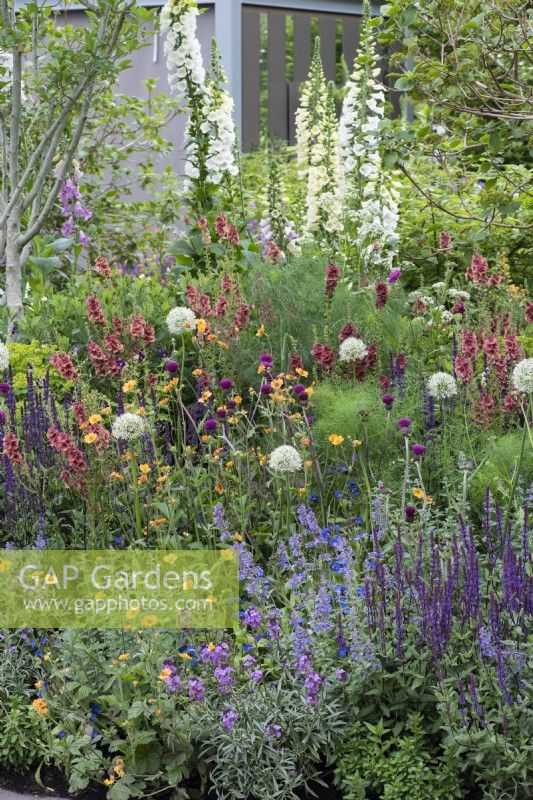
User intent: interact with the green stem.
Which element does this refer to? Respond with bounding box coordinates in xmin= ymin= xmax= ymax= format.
xmin=503 ymin=399 xmax=530 ymax=536
xmin=130 ymin=457 xmax=143 ymax=538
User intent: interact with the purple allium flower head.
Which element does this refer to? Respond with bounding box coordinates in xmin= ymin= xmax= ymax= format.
xmin=405 ymin=505 xmax=417 ymax=522
xmin=260 ymin=353 xmax=273 ymax=366
xmin=165 ymin=360 xmax=180 ymax=373
xmin=204 ymin=418 xmax=217 ymax=431
xmin=219 ymin=378 xmax=234 ymax=390
xmin=388 ymin=268 xmax=402 ymax=283
xmin=411 ymin=443 xmax=427 ymax=459
xmin=260 ymin=383 xmax=272 ymax=394
xmin=381 ymin=393 xmax=394 ymax=409
xmin=227 ymin=400 xmax=236 ymax=410
xmin=215 ymin=408 xmax=227 ymax=419
xmin=0 ymin=382 xmax=10 ymax=396
xmin=397 ymin=417 xmax=412 ymax=434
xmin=293 ymin=384 xmax=306 ymax=394
xmin=221 ymin=707 xmax=238 ymax=730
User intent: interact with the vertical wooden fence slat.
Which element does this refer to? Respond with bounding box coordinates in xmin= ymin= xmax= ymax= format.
xmin=242 ymin=6 xmax=261 ymax=150
xmin=341 ymin=15 xmax=360 ymax=72
xmin=293 ymin=11 xmax=312 ymax=82
xmin=318 ymin=14 xmax=337 ymax=81
xmin=267 ymin=9 xmax=288 ymax=140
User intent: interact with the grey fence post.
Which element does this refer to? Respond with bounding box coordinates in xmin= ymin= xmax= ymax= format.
xmin=213 ymin=0 xmax=243 ymax=139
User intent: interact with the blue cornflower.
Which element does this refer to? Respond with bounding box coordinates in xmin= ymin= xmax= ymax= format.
xmin=334 ymin=490 xmax=342 ymax=499
xmin=309 ymin=493 xmax=319 ymax=502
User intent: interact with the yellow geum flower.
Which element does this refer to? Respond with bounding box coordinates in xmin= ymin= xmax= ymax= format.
xmin=328 ymin=434 xmax=344 ymax=446
xmin=196 ymin=318 xmax=207 ymax=333
xmin=117 ymin=652 xmax=129 ymax=661
xmin=84 ymin=432 xmax=98 ymax=444
xmin=412 ymin=487 xmax=425 ymax=499
xmin=122 ymin=380 xmax=137 ymax=393
xmin=88 ymin=414 xmax=102 ymax=425
xmin=255 ymin=324 xmax=265 ymax=337
xmin=139 ymin=463 xmax=151 ymax=474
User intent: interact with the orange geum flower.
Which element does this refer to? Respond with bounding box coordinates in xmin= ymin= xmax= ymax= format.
xmin=192 ymin=368 xmax=203 ymax=377
xmin=84 ymin=432 xmax=98 ymax=444
xmin=110 ymin=471 xmax=124 ymax=481
xmin=412 ymin=487 xmax=424 ymax=499
xmin=101 ymin=406 xmax=112 ymax=415
xmin=301 ymin=436 xmax=311 ymax=446
xmin=328 ymin=434 xmax=345 ymax=446
xmin=234 ymin=532 xmax=243 ymax=542
xmin=233 ymin=395 xmax=242 ymax=404
xmin=296 ymin=368 xmax=308 ymax=377
xmin=122 ymin=452 xmax=132 ymax=462
xmin=201 ymin=434 xmax=210 ymax=442
xmin=136 ymin=407 xmax=146 ymax=416
xmin=214 ymin=483 xmax=224 ymax=494
xmin=157 ymin=474 xmax=168 ymax=484
xmin=149 ymin=518 xmax=167 ymax=527
xmin=271 ymin=378 xmax=284 ymax=390
xmin=158 ymin=397 xmax=170 ymax=407
xmin=32 ymin=697 xmax=48 ymax=716
xmin=207 ymin=333 xmax=217 ymax=342
xmin=137 ymin=475 xmax=148 ymax=485
xmin=122 ymin=380 xmax=137 ymax=393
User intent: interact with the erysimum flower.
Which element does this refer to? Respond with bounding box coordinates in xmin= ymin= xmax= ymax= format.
xmin=0 ymin=341 xmax=9 ymax=372
xmin=111 ymin=413 xmax=147 ymax=441
xmin=339 ymin=336 xmax=368 ymax=363
xmin=166 ymin=306 xmax=196 ymax=335
xmin=268 ymin=445 xmax=303 ymax=473
xmin=512 ymin=358 xmax=533 ymax=394
xmin=427 ymin=372 xmax=457 ymax=400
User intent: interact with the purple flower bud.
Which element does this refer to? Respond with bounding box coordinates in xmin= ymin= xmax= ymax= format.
xmin=388 ymin=268 xmax=402 ymax=284
xmin=405 ymin=505 xmax=417 ymax=522
xmin=293 ymin=384 xmax=306 ymax=394
xmin=0 ymin=382 xmax=11 ymax=396
xmin=411 ymin=443 xmax=427 ymax=459
xmin=165 ymin=360 xmax=180 ymax=374
xmin=260 ymin=353 xmax=273 ymax=366
xmin=221 ymin=707 xmax=238 ymax=731
xmin=260 ymin=383 xmax=272 ymax=394
xmin=219 ymin=379 xmax=234 ymax=390
xmin=397 ymin=417 xmax=412 ymax=434
xmin=215 ymin=408 xmax=227 ymax=419
xmin=204 ymin=418 xmax=217 ymax=431
xmin=382 ymin=393 xmax=394 ymax=409
xmin=226 ymin=400 xmax=237 ymax=410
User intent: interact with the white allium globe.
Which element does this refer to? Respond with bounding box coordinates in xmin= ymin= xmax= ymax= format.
xmin=339 ymin=337 xmax=368 ymax=363
xmin=0 ymin=342 xmax=9 ymax=372
xmin=512 ymin=358 xmax=533 ymax=394
xmin=427 ymin=372 xmax=457 ymax=400
xmin=166 ymin=306 xmax=197 ymax=336
xmin=111 ymin=412 xmax=147 ymax=442
xmin=268 ymin=445 xmax=303 ymax=474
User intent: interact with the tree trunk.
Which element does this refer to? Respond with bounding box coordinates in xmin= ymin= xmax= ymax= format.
xmin=5 ymin=212 xmax=23 ymax=336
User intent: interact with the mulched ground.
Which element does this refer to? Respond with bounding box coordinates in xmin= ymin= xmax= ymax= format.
xmin=0 ymin=767 xmax=344 ymax=800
